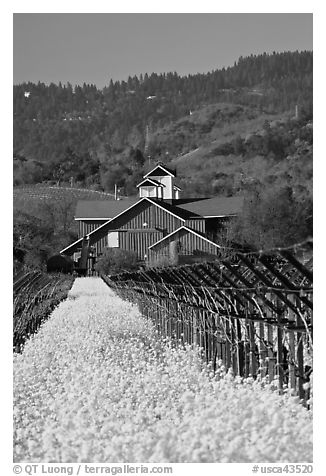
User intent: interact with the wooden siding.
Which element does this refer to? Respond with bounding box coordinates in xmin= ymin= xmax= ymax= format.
xmin=76 ymin=201 xmax=184 ymax=263
xmin=117 ymin=201 xmax=183 ymax=259
xmin=149 ymin=228 xmax=220 ymax=264
xmin=78 ymin=220 xmax=108 ymax=258
xmin=119 ymin=201 xmax=183 ymax=233
xmin=78 ymin=220 xmax=107 ymax=238
xmin=119 ymin=230 xmax=162 ymax=260
xmin=185 ymin=219 xmax=205 ymax=233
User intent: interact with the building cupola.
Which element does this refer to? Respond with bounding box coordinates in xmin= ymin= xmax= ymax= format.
xmin=137 ymin=163 xmax=181 ymax=200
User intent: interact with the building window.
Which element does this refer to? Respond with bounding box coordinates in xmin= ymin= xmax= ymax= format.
xmin=107 ymin=231 xmax=119 ymax=248
xmin=73 ymin=251 xmax=81 ymax=261
xmin=140 ymin=186 xmax=156 ymax=197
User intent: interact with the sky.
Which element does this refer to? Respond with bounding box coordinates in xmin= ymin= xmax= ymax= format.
xmin=13 ymin=13 xmax=313 ymax=88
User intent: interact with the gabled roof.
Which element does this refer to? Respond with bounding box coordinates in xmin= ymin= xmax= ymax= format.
xmin=149 ymin=226 xmax=221 ymax=250
xmin=74 ymin=195 xmax=242 ymax=221
xmin=177 ymin=196 xmax=244 ymax=217
xmin=149 ymin=198 xmax=198 ymax=220
xmin=75 ymin=199 xmax=138 ymax=220
xmin=61 ymin=197 xmax=186 ymax=255
xmin=144 ymin=163 xmax=176 ymax=178
xmin=136 ymin=178 xmax=165 ymax=188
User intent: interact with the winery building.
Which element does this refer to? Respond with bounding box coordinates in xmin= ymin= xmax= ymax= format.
xmin=60 ymin=164 xmax=243 ymax=273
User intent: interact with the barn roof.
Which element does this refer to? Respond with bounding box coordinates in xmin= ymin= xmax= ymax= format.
xmin=150 ymin=199 xmax=197 ymax=220
xmin=74 ymin=195 xmax=243 ymax=222
xmin=75 ymin=199 xmax=138 ymax=219
xmin=74 ymin=196 xmax=243 ymax=221
xmin=177 ymin=196 xmax=244 ymax=217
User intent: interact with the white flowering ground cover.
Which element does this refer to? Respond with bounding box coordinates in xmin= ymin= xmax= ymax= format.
xmin=13 ymin=278 xmax=313 ymax=463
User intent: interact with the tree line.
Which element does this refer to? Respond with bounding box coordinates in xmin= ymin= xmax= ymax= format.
xmin=14 ymin=50 xmax=312 ymax=192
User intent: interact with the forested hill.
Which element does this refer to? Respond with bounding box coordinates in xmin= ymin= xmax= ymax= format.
xmin=14 ymin=50 xmax=312 ymax=194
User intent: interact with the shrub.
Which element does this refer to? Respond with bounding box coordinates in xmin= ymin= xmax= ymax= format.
xmin=47 ymin=254 xmax=74 ymax=274
xmin=94 ymin=248 xmax=139 ymax=275
xmin=147 ymin=255 xmax=177 ymax=268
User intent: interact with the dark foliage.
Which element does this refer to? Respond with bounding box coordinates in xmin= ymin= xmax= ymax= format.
xmin=224 ymin=186 xmax=312 ymax=250
xmin=47 ymin=254 xmax=74 ymax=274
xmin=95 ymin=248 xmax=140 ymax=275
xmin=13 ymin=199 xmax=78 ymax=272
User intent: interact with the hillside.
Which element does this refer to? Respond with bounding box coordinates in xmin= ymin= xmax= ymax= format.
xmin=140 ymin=101 xmax=311 ymax=200
xmin=148 ymin=103 xmax=286 ymax=157
xmin=13 ymin=51 xmax=312 ymax=196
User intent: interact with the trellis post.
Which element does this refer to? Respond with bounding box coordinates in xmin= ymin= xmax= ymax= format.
xmin=276 ymin=297 xmax=284 ymax=394
xmin=192 ymin=308 xmax=198 ymax=346
xmin=248 ymin=302 xmax=257 ymax=377
xmin=288 ymin=294 xmax=296 ymax=392
xmin=235 ymin=318 xmax=242 ymax=376
xmin=296 ymin=297 xmax=305 ymax=401
xmin=225 ymin=315 xmax=232 ymax=371
xmin=267 ymin=323 xmax=275 ymax=383
xmin=266 ymin=293 xmax=276 ymax=383
xmin=258 ymin=321 xmax=268 ymax=379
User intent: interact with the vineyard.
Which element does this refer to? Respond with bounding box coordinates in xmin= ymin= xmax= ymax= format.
xmin=13 ymin=184 xmax=117 ymax=206
xmin=12 ymin=232 xmax=313 ymax=462
xmin=13 ymin=270 xmax=74 ymax=352
xmin=103 ymin=240 xmax=313 ymax=404
xmin=13 ymin=278 xmax=313 ymax=463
